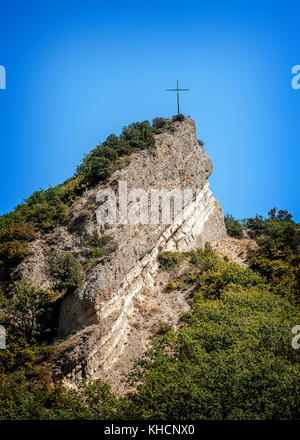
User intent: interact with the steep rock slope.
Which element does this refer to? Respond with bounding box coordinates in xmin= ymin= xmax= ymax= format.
xmin=16 ymin=118 xmax=226 ymax=387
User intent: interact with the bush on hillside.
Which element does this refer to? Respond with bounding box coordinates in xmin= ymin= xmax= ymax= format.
xmin=76 ymin=154 xmax=114 ymax=186
xmin=124 ymin=288 xmax=300 ymax=420
xmin=152 ymin=117 xmax=172 ymax=134
xmin=103 ymin=134 xmax=132 ymax=156
xmin=18 ymin=188 xmax=69 ymax=232
xmin=87 ymin=233 xmax=112 ymax=248
xmin=0 ymin=223 xmax=37 ymax=268
xmin=188 ymin=248 xmax=267 ymax=300
xmin=224 ymin=214 xmax=244 ymax=238
xmin=158 ymin=251 xmax=185 ymax=270
xmin=120 ymin=121 xmax=155 ymax=150
xmin=76 ymin=120 xmax=155 ymax=187
xmin=0 ymin=119 xmax=157 ymax=273
xmin=243 ymin=209 xmax=300 ymax=303
xmin=84 ymin=234 xmax=118 ymax=261
xmin=0 ymin=280 xmax=54 ymax=341
xmin=172 ymin=113 xmax=185 ymax=122
xmin=47 ymin=252 xmax=83 ymax=293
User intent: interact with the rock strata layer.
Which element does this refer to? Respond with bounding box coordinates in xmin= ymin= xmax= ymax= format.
xmin=16 ymin=118 xmax=226 ymax=387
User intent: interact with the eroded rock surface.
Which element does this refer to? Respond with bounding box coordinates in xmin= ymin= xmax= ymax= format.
xmin=15 ymin=118 xmax=226 ymax=388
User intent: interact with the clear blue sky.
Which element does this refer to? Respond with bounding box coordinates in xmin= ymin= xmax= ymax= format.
xmin=0 ymin=0 xmax=299 ymax=220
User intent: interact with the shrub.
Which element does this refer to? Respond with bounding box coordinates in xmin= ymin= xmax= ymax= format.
xmin=166 ymin=279 xmax=177 ymax=290
xmin=189 ymin=247 xmax=219 ymax=272
xmin=268 ymin=207 xmax=293 ymax=222
xmin=87 ymin=233 xmax=111 ymax=248
xmin=242 ymin=214 xmax=267 ymax=238
xmin=57 ymin=175 xmax=87 ymax=204
xmin=84 ymin=234 xmax=118 ymax=261
xmin=47 ymin=252 xmax=83 ymax=293
xmin=76 ymin=154 xmax=115 ymax=186
xmin=0 ymin=281 xmax=54 ymax=341
xmin=243 ymin=209 xmax=300 ymax=303
xmin=18 ymin=188 xmax=69 ymax=232
xmin=224 ymin=214 xmax=244 ymax=238
xmin=120 ymin=121 xmax=155 ymax=150
xmin=152 ymin=117 xmax=172 ymax=134
xmin=0 ymin=222 xmax=36 ymax=243
xmin=124 ymin=290 xmax=300 ymax=420
xmin=103 ymin=134 xmax=132 ymax=156
xmin=87 ymin=247 xmax=107 ymax=259
xmin=157 ymin=321 xmax=173 ymax=334
xmin=158 ymin=251 xmax=185 ymax=270
xmin=0 ymin=223 xmax=37 ymax=268
xmin=186 ymin=248 xmax=267 ymax=300
xmin=0 ymin=374 xmax=120 ymax=420
xmin=221 ymin=263 xmax=266 ymax=290
xmin=195 ymin=261 xmax=266 ymax=300
xmin=244 ymin=209 xmax=299 ymax=252
xmin=76 ymin=120 xmax=155 ymax=187
xmin=0 ymin=241 xmax=29 ymax=268
xmin=172 ymin=113 xmax=185 ymax=122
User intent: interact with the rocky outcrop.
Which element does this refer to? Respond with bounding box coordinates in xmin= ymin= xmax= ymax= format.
xmin=16 ymin=118 xmax=226 ymax=388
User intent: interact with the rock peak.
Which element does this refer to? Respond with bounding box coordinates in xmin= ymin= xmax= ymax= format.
xmin=19 ymin=117 xmax=226 ymax=390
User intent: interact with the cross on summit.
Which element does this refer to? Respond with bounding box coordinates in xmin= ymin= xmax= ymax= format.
xmin=166 ymin=80 xmax=190 ymax=114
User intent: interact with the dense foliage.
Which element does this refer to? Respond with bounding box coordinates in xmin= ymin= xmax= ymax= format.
xmin=224 ymin=214 xmax=244 ymax=238
xmin=172 ymin=113 xmax=185 ymax=122
xmin=0 ymin=281 xmax=54 ymax=343
xmin=120 ymin=236 xmax=300 ymax=419
xmin=152 ymin=117 xmax=172 ymax=134
xmin=47 ymin=252 xmax=84 ymax=294
xmin=0 ymin=222 xmax=37 ymax=269
xmin=243 ymin=208 xmax=300 ymax=305
xmin=124 ymin=289 xmax=300 ymax=419
xmin=1 ymin=231 xmax=299 ymax=420
xmin=158 ymin=251 xmax=185 ymax=270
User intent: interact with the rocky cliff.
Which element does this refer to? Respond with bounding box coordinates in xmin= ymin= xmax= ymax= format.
xmin=16 ymin=117 xmax=225 ymax=390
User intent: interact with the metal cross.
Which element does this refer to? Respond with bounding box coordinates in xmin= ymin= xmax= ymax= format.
xmin=166 ymin=80 xmax=190 ymax=114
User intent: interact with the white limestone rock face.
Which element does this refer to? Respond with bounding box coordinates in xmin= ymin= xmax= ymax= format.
xmin=17 ymin=118 xmax=226 ymax=387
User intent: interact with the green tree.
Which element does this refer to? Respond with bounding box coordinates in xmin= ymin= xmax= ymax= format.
xmin=245 ymin=209 xmax=300 ymax=303
xmin=0 ymin=223 xmax=37 ymax=268
xmin=0 ymin=281 xmax=54 ymax=341
xmin=224 ymin=214 xmax=244 ymax=238
xmin=19 ymin=187 xmax=69 ymax=231
xmin=158 ymin=251 xmax=185 ymax=270
xmin=47 ymin=252 xmax=84 ymax=293
xmin=152 ymin=117 xmax=172 ymax=134
xmin=120 ymin=121 xmax=155 ymax=150
xmin=172 ymin=113 xmax=185 ymax=122
xmin=124 ymin=289 xmax=300 ymax=420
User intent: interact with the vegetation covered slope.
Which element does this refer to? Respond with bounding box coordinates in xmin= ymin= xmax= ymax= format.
xmin=0 ymin=116 xmax=186 ymax=279
xmin=123 ymin=241 xmax=300 ymax=420
xmin=0 ymin=114 xmax=299 ymax=420
xmin=0 ymin=207 xmax=299 ymax=419
xmin=0 ymin=120 xmax=156 ymax=276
